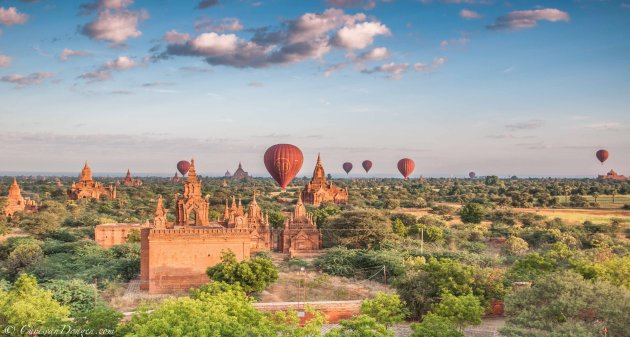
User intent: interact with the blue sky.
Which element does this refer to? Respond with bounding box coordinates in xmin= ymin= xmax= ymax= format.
xmin=0 ymin=0 xmax=628 ymax=177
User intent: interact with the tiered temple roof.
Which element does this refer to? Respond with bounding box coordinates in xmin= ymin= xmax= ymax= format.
xmin=301 ymin=154 xmax=348 ymax=206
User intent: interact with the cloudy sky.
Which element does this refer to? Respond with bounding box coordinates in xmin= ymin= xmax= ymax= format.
xmin=0 ymin=0 xmax=628 ymax=177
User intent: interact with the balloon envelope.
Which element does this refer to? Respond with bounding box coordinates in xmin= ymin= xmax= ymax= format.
xmin=596 ymin=149 xmax=609 ymax=164
xmin=177 ymin=160 xmax=191 ymax=176
xmin=264 ymin=144 xmax=304 ymax=189
xmin=343 ymin=162 xmax=353 ymax=174
xmin=397 ymin=158 xmax=415 ymax=180
xmin=362 ymin=160 xmax=372 ymax=173
xmin=469 ymin=171 xmax=476 ymax=179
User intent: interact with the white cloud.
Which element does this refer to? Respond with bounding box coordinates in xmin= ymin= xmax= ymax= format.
xmin=460 ymin=9 xmax=481 ymax=19
xmin=324 ymin=63 xmax=346 ymax=77
xmin=194 ymin=17 xmax=243 ymax=33
xmin=0 ymin=53 xmax=11 ymax=67
xmin=334 ymin=21 xmax=390 ymax=49
xmin=488 ymin=8 xmax=570 ymax=31
xmin=1 ymin=72 xmax=53 ymax=87
xmin=440 ymin=37 xmax=469 ymax=49
xmin=413 ymin=57 xmax=447 ymax=72
xmin=161 ymin=8 xmax=384 ymax=69
xmin=59 ymin=49 xmax=92 ymax=61
xmin=362 ymin=62 xmax=409 ymax=80
xmin=0 ymin=6 xmax=29 ymax=26
xmin=80 ymin=0 xmax=148 ymax=45
xmin=163 ymin=30 xmax=190 ymax=44
xmin=103 ymin=56 xmax=138 ymax=70
xmin=357 ymin=47 xmax=391 ymax=61
xmin=79 ymin=56 xmax=140 ymax=82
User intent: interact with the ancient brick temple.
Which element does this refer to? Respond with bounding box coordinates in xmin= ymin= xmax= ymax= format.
xmin=599 ymin=169 xmax=628 ymax=181
xmin=170 ymin=172 xmax=180 ymax=183
xmin=277 ymin=193 xmax=322 ymax=257
xmin=231 ymin=162 xmax=250 ymax=180
xmin=301 ymin=154 xmax=348 ymax=206
xmin=120 ymin=169 xmax=143 ymax=186
xmin=140 ymin=159 xmax=272 ymax=293
xmin=94 ymin=222 xmax=148 ymax=248
xmin=2 ymin=178 xmax=38 ymax=218
xmin=67 ymin=162 xmax=116 ymax=201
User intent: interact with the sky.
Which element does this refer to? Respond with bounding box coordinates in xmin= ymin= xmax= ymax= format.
xmin=0 ymin=0 xmax=629 ymax=178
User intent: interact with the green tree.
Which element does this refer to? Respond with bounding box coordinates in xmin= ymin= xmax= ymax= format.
xmin=410 ymin=313 xmax=462 ymax=337
xmin=0 ymin=274 xmax=70 ymax=331
xmin=326 ymin=210 xmax=394 ymax=249
xmin=206 ymin=250 xmax=278 ymax=293
xmin=325 ymin=314 xmax=394 ymax=337
xmin=360 ymin=292 xmax=406 ymax=329
xmin=393 ymin=258 xmax=475 ymax=317
xmin=6 ymin=242 xmax=44 ymax=278
xmin=391 ymin=219 xmax=407 ymax=237
xmin=120 ymin=281 xmax=322 ymax=337
xmin=503 ymin=236 xmax=529 ymax=256
xmin=484 ymin=176 xmax=500 ymax=186
xmin=501 ymin=271 xmax=630 ymax=337
xmin=459 ymin=203 xmax=485 ymax=224
xmin=432 ymin=293 xmax=483 ymax=333
xmin=44 ymin=279 xmax=98 ymax=315
xmin=267 ymin=210 xmax=287 ymax=229
xmin=73 ymin=304 xmax=122 ymax=334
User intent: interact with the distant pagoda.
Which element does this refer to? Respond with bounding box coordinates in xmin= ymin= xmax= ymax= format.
xmin=301 ymin=154 xmax=348 ymax=206
xmin=67 ymin=161 xmax=116 ymax=201
xmin=231 ymin=162 xmax=250 ymax=180
xmin=3 ymin=178 xmax=38 ymax=218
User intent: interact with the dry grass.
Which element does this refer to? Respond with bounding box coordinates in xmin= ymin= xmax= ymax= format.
xmin=258 ymin=256 xmax=391 ymax=303
xmin=515 ymin=208 xmax=630 ymax=225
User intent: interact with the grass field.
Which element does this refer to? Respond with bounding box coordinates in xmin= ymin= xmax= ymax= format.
xmin=557 ymin=194 xmax=630 ymax=209
xmin=515 ymin=208 xmax=630 ymax=225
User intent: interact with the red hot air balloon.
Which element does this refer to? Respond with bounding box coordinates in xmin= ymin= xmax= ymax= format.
xmin=264 ymin=144 xmax=304 ymax=190
xmin=469 ymin=171 xmax=476 ymax=179
xmin=177 ymin=160 xmax=191 ymax=176
xmin=397 ymin=158 xmax=415 ymax=180
xmin=362 ymin=160 xmax=373 ymax=173
xmin=596 ymin=149 xmax=609 ymax=165
xmin=343 ymin=162 xmax=353 ymax=174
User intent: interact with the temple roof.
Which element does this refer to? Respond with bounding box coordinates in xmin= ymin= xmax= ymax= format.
xmin=80 ymin=161 xmax=93 ymax=182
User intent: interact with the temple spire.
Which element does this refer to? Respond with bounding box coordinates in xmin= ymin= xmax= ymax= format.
xmin=80 ymin=161 xmax=93 ymax=181
xmin=224 ymin=199 xmax=230 ymax=219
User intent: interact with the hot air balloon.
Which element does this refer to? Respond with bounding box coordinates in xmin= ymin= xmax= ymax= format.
xmin=264 ymin=144 xmax=304 ymax=190
xmin=343 ymin=162 xmax=353 ymax=174
xmin=469 ymin=171 xmax=476 ymax=179
xmin=397 ymin=158 xmax=415 ymax=180
xmin=596 ymin=149 xmax=609 ymax=165
xmin=362 ymin=160 xmax=372 ymax=173
xmin=177 ymin=160 xmax=191 ymax=176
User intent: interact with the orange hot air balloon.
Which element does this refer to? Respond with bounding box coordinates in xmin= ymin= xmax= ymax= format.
xmin=177 ymin=160 xmax=191 ymax=176
xmin=596 ymin=149 xmax=609 ymax=165
xmin=397 ymin=158 xmax=415 ymax=180
xmin=264 ymin=144 xmax=304 ymax=190
xmin=343 ymin=162 xmax=353 ymax=174
xmin=362 ymin=160 xmax=372 ymax=173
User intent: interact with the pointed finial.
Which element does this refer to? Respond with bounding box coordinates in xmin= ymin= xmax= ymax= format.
xmin=238 ymin=162 xmax=242 ymax=169
xmin=317 ymin=153 xmax=321 ymax=163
